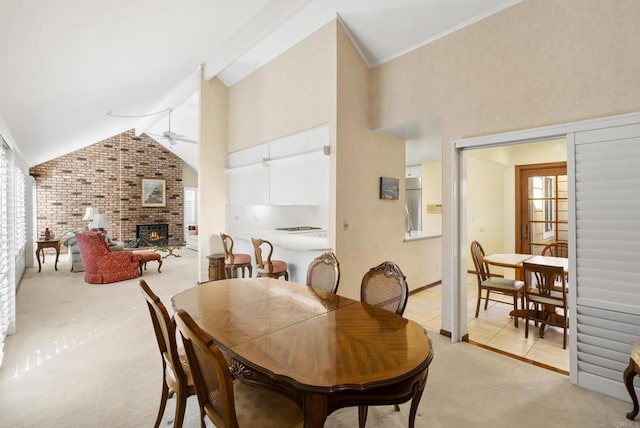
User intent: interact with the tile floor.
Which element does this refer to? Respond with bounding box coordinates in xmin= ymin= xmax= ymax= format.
xmin=404 ymin=274 xmax=569 ymax=374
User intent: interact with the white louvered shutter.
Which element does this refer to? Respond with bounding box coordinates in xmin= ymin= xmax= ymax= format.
xmin=0 ymin=147 xmax=10 ymax=365
xmin=573 ymin=123 xmax=640 ymax=399
xmin=15 ymin=168 xmax=26 ymax=253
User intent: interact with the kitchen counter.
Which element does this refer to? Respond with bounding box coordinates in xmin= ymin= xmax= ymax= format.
xmin=404 ymin=231 xmax=442 ymax=242
xmin=232 ymin=230 xmax=330 ymax=284
xmin=235 ymin=230 xmax=330 ymax=251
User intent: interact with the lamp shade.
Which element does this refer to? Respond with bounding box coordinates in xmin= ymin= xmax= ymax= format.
xmin=82 ymin=207 xmax=99 ymax=221
xmin=89 ymin=213 xmax=111 ymax=230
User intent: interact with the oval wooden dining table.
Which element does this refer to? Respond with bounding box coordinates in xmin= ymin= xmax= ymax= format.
xmin=172 ymin=277 xmax=434 ymax=428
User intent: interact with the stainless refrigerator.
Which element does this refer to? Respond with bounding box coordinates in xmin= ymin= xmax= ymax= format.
xmin=405 ymin=177 xmax=422 ymax=233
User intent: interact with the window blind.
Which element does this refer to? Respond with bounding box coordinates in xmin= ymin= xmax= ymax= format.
xmin=0 ymin=148 xmax=9 ymax=365
xmin=574 ymin=123 xmax=640 ymax=398
xmin=15 ymin=168 xmax=25 ymax=254
xmin=184 ymin=188 xmax=197 ymax=226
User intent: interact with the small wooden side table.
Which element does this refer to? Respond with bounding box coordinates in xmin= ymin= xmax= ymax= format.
xmin=206 ymin=253 xmax=226 ymax=281
xmin=36 ymin=239 xmax=61 ymax=272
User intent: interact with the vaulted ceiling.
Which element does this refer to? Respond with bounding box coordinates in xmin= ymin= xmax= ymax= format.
xmin=0 ymin=0 xmax=521 ymax=169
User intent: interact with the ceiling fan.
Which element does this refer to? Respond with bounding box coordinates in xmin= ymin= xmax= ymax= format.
xmin=146 ymin=108 xmax=197 ymax=146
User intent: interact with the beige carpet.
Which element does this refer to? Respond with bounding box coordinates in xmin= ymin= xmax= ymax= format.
xmin=0 ymin=250 xmax=630 ymax=427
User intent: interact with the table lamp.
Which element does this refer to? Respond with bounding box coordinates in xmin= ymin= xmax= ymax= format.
xmin=89 ymin=213 xmax=111 ymax=232
xmin=82 ymin=207 xmax=99 ymax=229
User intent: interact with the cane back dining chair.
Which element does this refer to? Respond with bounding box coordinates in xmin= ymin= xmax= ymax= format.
xmin=470 ymin=241 xmax=525 ymax=328
xmin=251 ymin=238 xmax=289 ymax=280
xmin=522 ymin=261 xmax=569 ymax=349
xmin=358 ymin=261 xmax=409 ymax=427
xmin=139 ymin=279 xmax=195 ymax=428
xmin=220 ymin=233 xmax=253 ymax=279
xmin=306 ymin=251 xmax=340 ymax=294
xmin=174 ymin=309 xmax=304 ymax=428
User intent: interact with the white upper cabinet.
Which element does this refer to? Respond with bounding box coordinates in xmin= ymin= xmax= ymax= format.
xmin=228 ymin=143 xmax=269 ymax=205
xmin=268 ymin=126 xmax=329 ymax=205
xmin=227 ymin=125 xmax=329 ymax=206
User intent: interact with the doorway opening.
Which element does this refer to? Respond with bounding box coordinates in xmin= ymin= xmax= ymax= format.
xmin=461 ymin=139 xmax=569 ymax=373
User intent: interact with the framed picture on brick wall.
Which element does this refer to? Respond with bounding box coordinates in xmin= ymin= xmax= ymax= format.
xmin=142 ymin=179 xmax=166 ymax=207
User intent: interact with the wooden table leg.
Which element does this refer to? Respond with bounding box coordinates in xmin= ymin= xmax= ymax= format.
xmin=36 ymin=248 xmax=42 ymax=272
xmin=54 ymin=243 xmax=59 ymax=271
xmin=303 ymin=393 xmax=328 ymax=428
xmin=408 ymin=369 xmax=429 ymax=428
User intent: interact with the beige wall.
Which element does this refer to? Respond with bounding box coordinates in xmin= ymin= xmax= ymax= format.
xmin=370 ymin=0 xmax=640 ymax=332
xmin=335 ymin=23 xmax=441 ymax=298
xmin=182 ymin=164 xmax=198 ymax=188
xmin=465 ymin=156 xmax=509 ymax=273
xmin=227 ymin=22 xmax=335 ymax=152
xmin=422 ymin=162 xmax=442 ymax=233
xmin=199 ymin=74 xmax=229 ymax=283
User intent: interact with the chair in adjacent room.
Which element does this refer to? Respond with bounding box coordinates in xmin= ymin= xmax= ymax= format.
xmin=542 ymin=241 xmax=569 ymax=284
xmin=75 ymin=231 xmax=141 ymax=284
xmin=542 ymin=241 xmax=569 ymax=257
xmin=139 ymin=280 xmax=195 ymax=428
xmin=522 ymin=261 xmax=569 ymax=349
xmin=306 ymin=251 xmax=340 ymax=294
xmin=220 ymin=233 xmax=253 ymax=279
xmin=252 ymin=238 xmax=289 ymax=280
xmin=174 ymin=309 xmax=304 ymax=428
xmin=470 ymin=240 xmax=525 ymax=328
xmin=358 ymin=261 xmax=409 ymax=427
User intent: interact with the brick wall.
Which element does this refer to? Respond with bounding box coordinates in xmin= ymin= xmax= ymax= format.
xmin=30 ymin=130 xmax=184 ymax=251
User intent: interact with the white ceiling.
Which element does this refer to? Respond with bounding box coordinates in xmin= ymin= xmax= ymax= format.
xmin=0 ymin=0 xmax=521 ymax=168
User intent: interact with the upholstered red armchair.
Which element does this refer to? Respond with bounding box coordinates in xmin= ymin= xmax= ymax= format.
xmin=75 ymin=232 xmax=140 ymax=284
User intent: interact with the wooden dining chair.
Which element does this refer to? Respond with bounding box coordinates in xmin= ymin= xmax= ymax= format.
xmin=522 ymin=261 xmax=569 ymax=349
xmin=251 ymin=238 xmax=289 ymax=280
xmin=306 ymin=251 xmax=340 ymax=294
xmin=542 ymin=241 xmax=569 ymax=257
xmin=358 ymin=261 xmax=409 ymax=427
xmin=360 ymin=261 xmax=409 ymax=315
xmin=139 ymin=279 xmax=195 ymax=428
xmin=470 ymin=241 xmax=525 ymax=327
xmin=220 ymin=233 xmax=253 ymax=279
xmin=174 ymin=309 xmax=304 ymax=428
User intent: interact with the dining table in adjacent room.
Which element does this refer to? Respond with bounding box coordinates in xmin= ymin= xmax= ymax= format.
xmin=484 ymin=252 xmax=570 ymax=333
xmin=171 ymin=277 xmax=434 ymax=428
xmin=524 ymin=254 xmax=569 ymax=273
xmin=483 ymin=252 xmax=533 ymax=270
